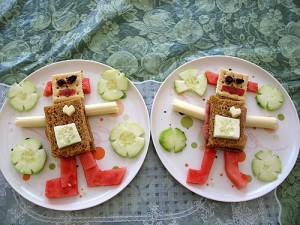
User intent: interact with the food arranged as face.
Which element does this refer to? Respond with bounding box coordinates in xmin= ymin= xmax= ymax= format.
xmin=51 ymin=71 xmax=84 ymax=103
xmin=216 ymin=69 xmax=249 ymax=101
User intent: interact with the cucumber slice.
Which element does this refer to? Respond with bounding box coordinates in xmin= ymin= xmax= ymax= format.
xmin=98 ymin=69 xmax=129 ymax=101
xmin=6 ymin=80 xmax=39 ymax=112
xmin=11 ymin=138 xmax=47 ymax=175
xmin=255 ymin=85 xmax=284 ymax=111
xmin=109 ymin=121 xmax=145 ymax=158
xmin=251 ymin=150 xmax=282 ymax=182
xmin=174 ymin=69 xmax=207 ymax=96
xmin=159 ymin=127 xmax=187 ymax=153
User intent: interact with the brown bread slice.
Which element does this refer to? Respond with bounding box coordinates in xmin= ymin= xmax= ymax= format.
xmin=44 ymin=97 xmax=95 ymax=158
xmin=206 ymin=95 xmax=246 ymax=152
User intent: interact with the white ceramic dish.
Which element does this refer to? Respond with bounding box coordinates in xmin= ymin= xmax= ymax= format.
xmin=151 ymin=55 xmax=300 ymax=202
xmin=0 ymin=60 xmax=150 ymax=211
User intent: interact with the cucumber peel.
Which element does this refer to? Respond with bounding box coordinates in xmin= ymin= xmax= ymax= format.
xmin=98 ymin=69 xmax=129 ymax=101
xmin=174 ymin=69 xmax=207 ymax=96
xmin=159 ymin=127 xmax=187 ymax=153
xmin=109 ymin=121 xmax=145 ymax=158
xmin=11 ymin=138 xmax=47 ymax=175
xmin=251 ymin=150 xmax=282 ymax=182
xmin=255 ymin=85 xmax=284 ymax=111
xmin=7 ymin=80 xmax=39 ymax=112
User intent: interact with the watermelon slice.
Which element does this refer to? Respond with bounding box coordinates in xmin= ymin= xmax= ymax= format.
xmin=83 ymin=78 xmax=91 ymax=94
xmin=80 ymin=151 xmax=126 ymax=186
xmin=205 ymin=71 xmax=219 ymax=85
xmin=43 ymin=81 xmax=53 ymax=97
xmin=186 ymin=147 xmax=216 ymax=184
xmin=60 ymin=157 xmax=77 ymax=188
xmin=45 ymin=177 xmax=79 ymax=198
xmin=79 ymin=152 xmax=97 ymax=171
xmin=247 ymin=81 xmax=258 ymax=93
xmin=83 ymin=166 xmax=126 ymax=187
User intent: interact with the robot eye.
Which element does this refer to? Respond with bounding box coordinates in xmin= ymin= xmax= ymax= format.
xmin=57 ymin=79 xmax=67 ymax=86
xmin=67 ymin=75 xmax=77 ymax=84
xmin=225 ymin=76 xmax=234 ymax=84
xmin=236 ymin=78 xmax=244 ymax=84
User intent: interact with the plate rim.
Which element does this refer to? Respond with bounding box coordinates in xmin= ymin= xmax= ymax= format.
xmin=0 ymin=59 xmax=151 ymax=211
xmin=150 ymin=55 xmax=300 ymax=202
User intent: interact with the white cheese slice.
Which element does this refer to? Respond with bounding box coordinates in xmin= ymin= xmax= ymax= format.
xmin=63 ymin=105 xmax=75 ymax=116
xmin=229 ymin=106 xmax=241 ymax=118
xmin=213 ymin=115 xmax=240 ymax=140
xmin=54 ymin=123 xmax=81 ymax=149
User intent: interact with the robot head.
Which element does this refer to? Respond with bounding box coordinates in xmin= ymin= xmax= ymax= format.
xmin=216 ymin=69 xmax=249 ymax=101
xmin=51 ymin=71 xmax=84 ymax=103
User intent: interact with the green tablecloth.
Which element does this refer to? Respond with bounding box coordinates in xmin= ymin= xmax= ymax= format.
xmin=0 ymin=1 xmax=299 ymax=224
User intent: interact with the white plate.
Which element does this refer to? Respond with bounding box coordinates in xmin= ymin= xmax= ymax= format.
xmin=0 ymin=60 xmax=150 ymax=211
xmin=151 ymin=55 xmax=300 ymax=202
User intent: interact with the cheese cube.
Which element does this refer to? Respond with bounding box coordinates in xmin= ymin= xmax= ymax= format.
xmin=54 ymin=123 xmax=81 ymax=149
xmin=213 ymin=115 xmax=240 ymax=140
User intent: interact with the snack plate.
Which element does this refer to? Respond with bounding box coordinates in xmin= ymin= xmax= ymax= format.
xmin=151 ymin=55 xmax=300 ymax=202
xmin=0 ymin=60 xmax=150 ymax=211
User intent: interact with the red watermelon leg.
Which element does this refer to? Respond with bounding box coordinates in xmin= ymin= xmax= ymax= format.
xmin=79 ymin=151 xmax=126 ymax=187
xmin=186 ymin=147 xmax=216 ymax=184
xmin=224 ymin=151 xmax=248 ymax=189
xmin=45 ymin=157 xmax=79 ymax=198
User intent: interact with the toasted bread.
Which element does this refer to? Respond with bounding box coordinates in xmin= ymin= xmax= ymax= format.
xmin=216 ymin=69 xmax=249 ymax=101
xmin=44 ymin=97 xmax=95 ymax=158
xmin=51 ymin=71 xmax=84 ymax=104
xmin=206 ymin=95 xmax=246 ymax=152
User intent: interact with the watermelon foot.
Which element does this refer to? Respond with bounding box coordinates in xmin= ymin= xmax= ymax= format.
xmin=79 ymin=152 xmax=126 ymax=187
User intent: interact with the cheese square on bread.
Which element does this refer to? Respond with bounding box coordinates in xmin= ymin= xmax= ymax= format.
xmin=206 ymin=95 xmax=246 ymax=152
xmin=44 ymin=97 xmax=95 ymax=158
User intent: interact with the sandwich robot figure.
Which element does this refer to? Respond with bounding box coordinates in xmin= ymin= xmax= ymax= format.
xmin=186 ymin=69 xmax=251 ymax=189
xmin=43 ymin=71 xmax=125 ymax=198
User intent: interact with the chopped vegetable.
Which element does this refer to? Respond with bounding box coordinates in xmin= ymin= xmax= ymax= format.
xmin=98 ymin=69 xmax=129 ymax=101
xmin=159 ymin=127 xmax=187 ymax=153
xmin=255 ymin=85 xmax=284 ymax=111
xmin=174 ymin=69 xmax=207 ymax=96
xmin=252 ymin=150 xmax=282 ymax=182
xmin=83 ymin=77 xmax=91 ymax=94
xmin=43 ymin=81 xmax=53 ymax=96
xmin=205 ymin=71 xmax=219 ymax=85
xmin=186 ymin=147 xmax=216 ymax=184
xmin=247 ymin=81 xmax=258 ymax=93
xmin=11 ymin=138 xmax=47 ymax=175
xmin=221 ymin=85 xmax=245 ymax=96
xmin=224 ymin=151 xmax=248 ymax=189
xmin=7 ymin=80 xmax=39 ymax=112
xmin=109 ymin=121 xmax=145 ymax=158
xmin=80 ymin=151 xmax=126 ymax=187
